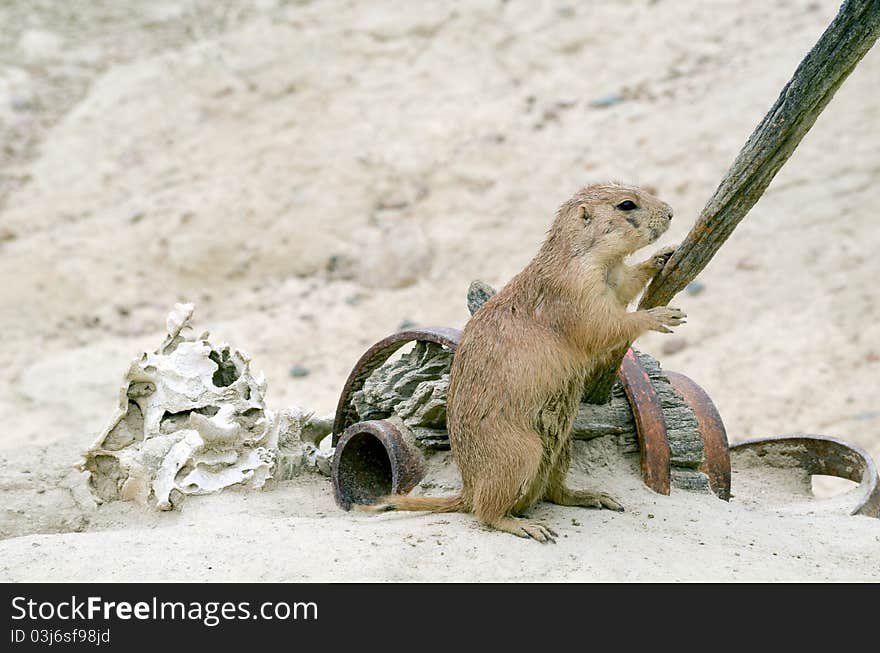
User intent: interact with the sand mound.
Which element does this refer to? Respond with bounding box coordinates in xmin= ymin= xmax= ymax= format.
xmin=1 ymin=0 xmax=878 ymax=581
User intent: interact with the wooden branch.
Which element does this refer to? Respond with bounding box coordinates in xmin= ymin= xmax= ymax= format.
xmin=584 ymin=0 xmax=880 ymax=404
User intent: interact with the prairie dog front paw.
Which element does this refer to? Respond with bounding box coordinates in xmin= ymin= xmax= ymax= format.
xmin=650 ymin=245 xmax=677 ymax=271
xmin=645 ymin=306 xmax=686 ymax=333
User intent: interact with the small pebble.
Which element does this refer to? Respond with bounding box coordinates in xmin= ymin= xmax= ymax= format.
xmin=685 ymin=280 xmax=705 ymax=296
xmin=589 ymin=93 xmax=624 ymax=108
xmin=736 ymin=257 xmax=760 ymax=271
xmin=10 ymin=96 xmax=34 ymax=112
xmin=289 ymin=365 xmax=310 ymax=378
xmin=661 ymin=337 xmax=688 ymax=355
xmin=375 ymin=198 xmax=409 ymax=211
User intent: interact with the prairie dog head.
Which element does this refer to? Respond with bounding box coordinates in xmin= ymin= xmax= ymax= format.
xmin=551 ymin=183 xmax=673 ymax=260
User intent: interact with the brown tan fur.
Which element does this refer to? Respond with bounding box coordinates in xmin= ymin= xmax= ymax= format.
xmin=360 ymin=183 xmax=685 ymax=542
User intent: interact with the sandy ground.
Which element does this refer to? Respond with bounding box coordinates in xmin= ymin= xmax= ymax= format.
xmin=2 ymin=446 xmax=879 ymax=582
xmin=0 ymin=0 xmax=878 ymax=581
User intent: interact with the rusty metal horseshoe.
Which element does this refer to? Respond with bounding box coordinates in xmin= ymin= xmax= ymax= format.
xmin=617 ymin=348 xmax=672 ymax=495
xmin=666 ymin=371 xmax=731 ymax=501
xmin=730 ymin=434 xmax=880 ymax=518
xmin=331 ymin=327 xmax=461 ymax=447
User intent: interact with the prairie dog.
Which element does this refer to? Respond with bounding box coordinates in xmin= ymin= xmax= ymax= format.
xmin=361 ymin=183 xmax=685 ymax=542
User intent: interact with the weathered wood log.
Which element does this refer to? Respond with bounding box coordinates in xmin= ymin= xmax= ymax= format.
xmin=584 ymin=0 xmax=880 ymax=404
xmin=467 ymin=280 xmax=497 ymax=316
xmin=349 ymin=340 xmax=710 ymax=492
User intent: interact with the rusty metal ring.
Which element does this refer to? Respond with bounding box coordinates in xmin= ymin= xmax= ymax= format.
xmin=331 ymin=327 xmax=461 ymax=446
xmin=666 ymin=371 xmax=731 ymax=501
xmin=730 ymin=434 xmax=880 ymax=518
xmin=617 ymin=348 xmax=671 ymax=495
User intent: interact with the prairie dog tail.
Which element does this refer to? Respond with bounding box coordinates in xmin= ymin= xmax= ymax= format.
xmin=355 ymin=494 xmax=466 ymax=514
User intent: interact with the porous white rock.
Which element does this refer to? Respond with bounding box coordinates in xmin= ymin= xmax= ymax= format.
xmin=81 ymin=303 xmax=331 ymax=510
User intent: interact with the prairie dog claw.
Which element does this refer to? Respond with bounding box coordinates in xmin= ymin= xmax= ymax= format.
xmin=645 ymin=306 xmax=687 ymax=333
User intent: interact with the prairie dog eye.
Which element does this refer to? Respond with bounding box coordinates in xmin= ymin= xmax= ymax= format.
xmin=616 ymin=200 xmax=638 ymax=211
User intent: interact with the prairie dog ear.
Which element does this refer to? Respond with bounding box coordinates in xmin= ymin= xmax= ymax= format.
xmin=577 ymin=204 xmax=591 ymax=222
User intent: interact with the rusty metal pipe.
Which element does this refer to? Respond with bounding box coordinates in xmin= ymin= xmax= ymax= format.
xmin=332 ymin=419 xmax=426 ymax=511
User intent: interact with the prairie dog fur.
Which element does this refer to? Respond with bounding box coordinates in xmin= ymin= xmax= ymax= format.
xmin=360 ymin=183 xmax=686 ymax=542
